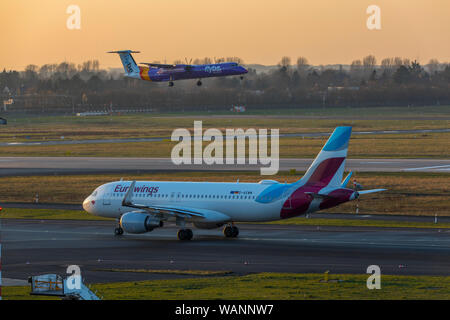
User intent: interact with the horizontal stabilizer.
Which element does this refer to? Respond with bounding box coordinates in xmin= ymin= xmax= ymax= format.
xmin=358 ymin=189 xmax=387 ymax=195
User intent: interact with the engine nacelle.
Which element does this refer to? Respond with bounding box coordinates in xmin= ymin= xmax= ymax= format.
xmin=120 ymin=212 xmax=163 ymax=234
xmin=193 ymin=222 xmax=224 ymax=230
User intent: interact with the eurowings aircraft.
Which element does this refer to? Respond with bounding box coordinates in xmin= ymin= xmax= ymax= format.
xmin=83 ymin=127 xmax=386 ymax=240
xmin=108 ymin=50 xmax=248 ymax=87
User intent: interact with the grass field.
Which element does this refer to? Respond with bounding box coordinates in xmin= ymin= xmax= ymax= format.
xmin=1 ymin=171 xmax=449 ymax=216
xmin=0 ymin=132 xmax=449 ymax=158
xmin=2 ymin=106 xmax=449 ymax=144
xmin=4 ymin=272 xmax=450 ymax=300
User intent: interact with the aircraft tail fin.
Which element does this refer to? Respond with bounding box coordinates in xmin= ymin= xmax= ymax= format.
xmin=108 ymin=50 xmax=140 ymax=75
xmin=298 ymin=126 xmax=352 ymax=187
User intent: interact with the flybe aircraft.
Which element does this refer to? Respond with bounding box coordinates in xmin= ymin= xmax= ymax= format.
xmin=83 ymin=127 xmax=386 ymax=240
xmin=109 ymin=50 xmax=248 ymax=87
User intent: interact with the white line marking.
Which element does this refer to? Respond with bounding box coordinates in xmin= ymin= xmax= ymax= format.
xmin=404 ymin=165 xmax=450 ymax=171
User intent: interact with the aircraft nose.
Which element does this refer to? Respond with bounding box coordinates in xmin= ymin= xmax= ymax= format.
xmin=83 ymin=197 xmax=94 ymax=212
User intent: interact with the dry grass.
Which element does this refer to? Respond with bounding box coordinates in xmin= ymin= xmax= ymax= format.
xmin=0 ymin=132 xmax=449 ymax=158
xmin=3 ymin=113 xmax=449 ymax=143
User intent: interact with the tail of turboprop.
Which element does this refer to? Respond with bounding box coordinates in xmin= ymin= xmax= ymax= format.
xmin=108 ymin=50 xmax=140 ymax=76
xmin=299 ymin=126 xmax=352 ymax=187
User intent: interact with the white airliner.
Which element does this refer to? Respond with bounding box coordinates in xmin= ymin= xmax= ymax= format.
xmin=83 ymin=127 xmax=386 ymax=240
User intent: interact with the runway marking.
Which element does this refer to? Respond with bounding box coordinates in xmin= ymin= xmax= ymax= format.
xmin=403 ymin=164 xmax=450 ymax=171
xmin=362 ymin=161 xmax=396 ymax=164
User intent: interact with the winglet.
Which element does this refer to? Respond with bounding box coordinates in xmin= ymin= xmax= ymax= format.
xmin=341 ymin=171 xmax=353 ymax=187
xmin=122 ymin=181 xmax=136 ymax=206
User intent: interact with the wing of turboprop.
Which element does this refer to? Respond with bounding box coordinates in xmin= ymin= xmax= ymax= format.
xmin=140 ymin=63 xmax=178 ymax=69
xmin=358 ymin=189 xmax=387 ymax=195
xmin=121 ymin=181 xmax=230 ymax=222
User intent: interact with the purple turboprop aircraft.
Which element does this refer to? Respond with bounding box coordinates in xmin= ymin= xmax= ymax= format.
xmin=109 ymin=50 xmax=248 ymax=87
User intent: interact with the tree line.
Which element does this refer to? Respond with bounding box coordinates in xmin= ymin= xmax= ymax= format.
xmin=1 ymin=55 xmax=449 ymax=114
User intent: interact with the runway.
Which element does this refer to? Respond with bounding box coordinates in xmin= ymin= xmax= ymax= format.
xmin=1 ymin=157 xmax=450 ymax=176
xmin=2 ymin=219 xmax=450 ymax=284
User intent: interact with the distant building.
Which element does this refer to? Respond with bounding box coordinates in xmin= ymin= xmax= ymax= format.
xmin=327 ymin=86 xmax=360 ymax=92
xmin=231 ymin=105 xmax=246 ymax=112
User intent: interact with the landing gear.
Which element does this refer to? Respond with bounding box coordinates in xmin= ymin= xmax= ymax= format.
xmin=196 ymin=80 xmax=202 ymax=86
xmin=177 ymin=228 xmax=193 ymax=241
xmin=169 ymin=81 xmax=174 ymax=87
xmin=240 ymin=76 xmax=244 ymax=80
xmin=223 ymin=225 xmax=239 ymax=238
xmin=115 ymin=217 xmax=124 ymax=236
xmin=114 ymin=227 xmax=124 ymax=236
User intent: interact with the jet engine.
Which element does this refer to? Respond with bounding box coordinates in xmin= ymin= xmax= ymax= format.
xmin=119 ymin=212 xmax=163 ymax=234
xmin=193 ymin=222 xmax=225 ymax=230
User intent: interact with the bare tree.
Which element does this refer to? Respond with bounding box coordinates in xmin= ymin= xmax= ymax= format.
xmin=427 ymin=58 xmax=440 ymax=75
xmin=394 ymin=57 xmax=403 ymax=67
xmin=363 ymin=55 xmax=377 ymax=70
xmin=279 ymin=56 xmax=291 ymax=69
xmin=225 ymin=57 xmax=243 ymax=64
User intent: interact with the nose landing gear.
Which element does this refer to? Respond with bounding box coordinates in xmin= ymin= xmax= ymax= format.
xmin=114 ymin=227 xmax=124 ymax=236
xmin=177 ymin=228 xmax=193 ymax=240
xmin=169 ymin=81 xmax=174 ymax=87
xmin=196 ymin=80 xmax=202 ymax=86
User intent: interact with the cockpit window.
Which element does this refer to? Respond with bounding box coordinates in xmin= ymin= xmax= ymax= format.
xmin=91 ymin=190 xmax=98 ymax=197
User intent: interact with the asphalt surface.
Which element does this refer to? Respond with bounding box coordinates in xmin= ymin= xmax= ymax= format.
xmin=2 ymin=128 xmax=449 ymax=147
xmin=2 ymin=219 xmax=449 ymax=285
xmin=1 ymin=157 xmax=450 ymax=176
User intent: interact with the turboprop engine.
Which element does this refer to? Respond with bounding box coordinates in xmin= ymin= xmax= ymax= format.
xmin=119 ymin=211 xmax=163 ymax=234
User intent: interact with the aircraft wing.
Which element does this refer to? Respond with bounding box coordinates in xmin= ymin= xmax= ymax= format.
xmin=121 ymin=181 xmax=230 ymax=222
xmin=140 ymin=63 xmax=178 ymax=69
xmin=358 ymin=189 xmax=387 ymax=195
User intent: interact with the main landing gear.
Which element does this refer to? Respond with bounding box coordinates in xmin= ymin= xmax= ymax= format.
xmin=169 ymin=81 xmax=174 ymax=87
xmin=114 ymin=217 xmax=124 ymax=236
xmin=223 ymin=225 xmax=239 ymax=238
xmin=177 ymin=228 xmax=193 ymax=241
xmin=196 ymin=80 xmax=202 ymax=86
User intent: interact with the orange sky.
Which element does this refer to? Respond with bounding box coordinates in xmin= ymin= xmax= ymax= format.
xmin=1 ymin=0 xmax=449 ymax=70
